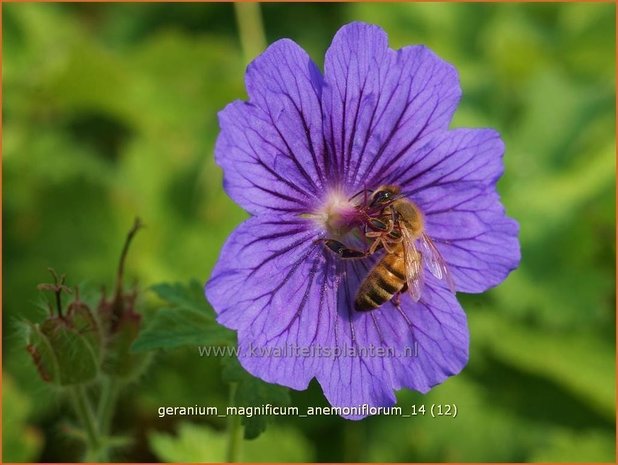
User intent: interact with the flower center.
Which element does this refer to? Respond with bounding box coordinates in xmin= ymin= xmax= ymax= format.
xmin=308 ymin=190 xmax=362 ymax=237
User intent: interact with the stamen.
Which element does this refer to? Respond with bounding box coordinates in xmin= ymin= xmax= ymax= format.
xmin=303 ymin=190 xmax=363 ymax=237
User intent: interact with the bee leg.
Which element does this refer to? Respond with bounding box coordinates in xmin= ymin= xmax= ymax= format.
xmin=368 ymin=239 xmax=384 ymax=255
xmin=321 ymin=239 xmax=368 ymax=259
xmin=382 ymin=239 xmax=397 ymax=254
xmin=392 ymin=283 xmax=409 ymax=307
xmin=392 ymin=285 xmax=412 ymax=311
xmin=366 ymin=218 xmax=390 ymax=234
xmin=370 ymin=238 xmax=381 ymax=254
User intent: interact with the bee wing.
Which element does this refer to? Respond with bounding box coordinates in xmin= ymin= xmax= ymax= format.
xmin=418 ymin=232 xmax=455 ymax=293
xmin=400 ymin=227 xmax=423 ymax=302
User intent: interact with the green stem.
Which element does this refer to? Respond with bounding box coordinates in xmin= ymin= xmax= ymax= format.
xmin=115 ymin=217 xmax=143 ymax=300
xmin=97 ymin=377 xmax=119 ymax=450
xmin=225 ymin=382 xmax=243 ymax=462
xmin=234 ymin=2 xmax=267 ymax=64
xmin=70 ymin=385 xmax=101 ymax=460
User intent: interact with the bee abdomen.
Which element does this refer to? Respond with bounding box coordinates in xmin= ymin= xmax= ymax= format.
xmin=383 ymin=253 xmax=407 ymax=281
xmin=355 ymin=257 xmax=406 ymax=311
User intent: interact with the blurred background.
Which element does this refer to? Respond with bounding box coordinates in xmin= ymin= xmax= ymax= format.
xmin=3 ymin=2 xmax=615 ymax=463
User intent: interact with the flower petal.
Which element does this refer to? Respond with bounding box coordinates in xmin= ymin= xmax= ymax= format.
xmin=215 ymin=39 xmax=326 ymax=215
xmin=317 ymin=260 xmax=468 ymax=416
xmin=396 ymin=129 xmax=520 ymax=293
xmin=374 ymin=274 xmax=469 ymax=394
xmin=321 ymin=22 xmax=461 ymax=190
xmin=205 ymin=214 xmax=334 ymax=390
xmin=206 ymin=217 xmax=469 ymax=418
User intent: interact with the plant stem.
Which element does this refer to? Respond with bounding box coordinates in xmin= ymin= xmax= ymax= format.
xmin=70 ymin=385 xmax=101 ymax=460
xmin=98 ymin=377 xmax=119 ymax=440
xmin=234 ymin=2 xmax=267 ymax=64
xmin=115 ymin=217 xmax=143 ymax=300
xmin=225 ymin=382 xmax=243 ymax=462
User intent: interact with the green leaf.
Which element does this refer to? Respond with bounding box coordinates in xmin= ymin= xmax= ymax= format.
xmin=366 ymin=377 xmax=548 ymax=462
xmin=470 ymin=312 xmax=615 ymax=420
xmin=509 ymin=142 xmax=615 ymax=243
xmin=150 ymin=281 xmax=213 ymax=315
xmin=132 ymin=280 xmax=234 ymax=352
xmin=149 ymin=422 xmax=313 ymax=462
xmin=222 ymin=357 xmax=291 ymax=440
xmin=530 ymin=429 xmax=615 ymax=462
xmin=150 ymin=422 xmax=226 ymax=463
xmin=132 ymin=307 xmax=233 ymax=352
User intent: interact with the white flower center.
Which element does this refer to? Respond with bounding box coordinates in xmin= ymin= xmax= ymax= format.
xmin=306 ymin=190 xmax=360 ymax=237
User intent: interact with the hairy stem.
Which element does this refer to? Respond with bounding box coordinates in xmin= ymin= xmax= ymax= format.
xmin=70 ymin=385 xmax=101 ymax=460
xmin=225 ymin=382 xmax=243 ymax=462
xmin=98 ymin=377 xmax=119 ymax=438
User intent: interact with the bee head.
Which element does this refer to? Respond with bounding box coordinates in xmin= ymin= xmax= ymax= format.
xmin=370 ymin=185 xmax=401 ymax=208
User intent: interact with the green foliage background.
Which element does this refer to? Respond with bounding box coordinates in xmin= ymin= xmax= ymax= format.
xmin=3 ymin=2 xmax=615 ymax=462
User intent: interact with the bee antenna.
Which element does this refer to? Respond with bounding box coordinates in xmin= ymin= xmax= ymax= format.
xmin=392 ymin=190 xmax=407 ymax=201
xmin=348 ymin=188 xmax=374 ymax=202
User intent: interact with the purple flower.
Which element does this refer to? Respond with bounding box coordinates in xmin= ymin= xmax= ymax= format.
xmin=206 ymin=22 xmax=520 ymax=418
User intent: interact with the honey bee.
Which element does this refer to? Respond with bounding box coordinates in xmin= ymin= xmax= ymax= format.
xmin=323 ymin=185 xmax=454 ymax=311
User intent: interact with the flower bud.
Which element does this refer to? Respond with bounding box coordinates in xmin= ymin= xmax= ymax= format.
xmin=98 ymin=292 xmax=149 ymax=381
xmin=27 ymin=311 xmax=101 ymax=386
xmin=96 ymin=218 xmax=150 ymax=381
xmin=26 ymin=271 xmax=102 ymax=386
xmin=67 ymin=296 xmax=103 ymax=364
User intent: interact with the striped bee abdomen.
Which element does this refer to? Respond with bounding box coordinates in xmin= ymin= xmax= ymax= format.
xmin=354 ymin=248 xmax=407 ymax=311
